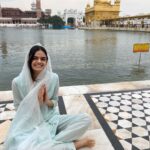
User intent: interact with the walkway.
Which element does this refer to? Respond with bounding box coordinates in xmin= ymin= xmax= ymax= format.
xmin=1 ymin=80 xmax=150 ymax=150
xmin=79 ymin=26 xmax=150 ymax=32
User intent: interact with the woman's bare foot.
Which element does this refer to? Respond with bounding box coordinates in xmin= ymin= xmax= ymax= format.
xmin=74 ymin=138 xmax=95 ymax=149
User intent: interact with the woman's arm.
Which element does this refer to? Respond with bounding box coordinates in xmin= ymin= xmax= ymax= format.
xmin=45 ymin=74 xmax=59 ymax=107
xmin=51 ymin=75 xmax=59 ymax=107
xmin=12 ymin=80 xmax=22 ymax=110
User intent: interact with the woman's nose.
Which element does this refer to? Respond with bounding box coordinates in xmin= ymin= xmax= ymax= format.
xmin=37 ymin=58 xmax=42 ymax=63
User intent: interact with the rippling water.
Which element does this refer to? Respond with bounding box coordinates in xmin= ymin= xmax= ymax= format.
xmin=0 ymin=28 xmax=150 ymax=90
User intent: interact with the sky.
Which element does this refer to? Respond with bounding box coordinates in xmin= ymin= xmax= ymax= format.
xmin=0 ymin=0 xmax=150 ymax=16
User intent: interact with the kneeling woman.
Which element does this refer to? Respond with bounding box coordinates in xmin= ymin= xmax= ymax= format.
xmin=4 ymin=44 xmax=95 ymax=150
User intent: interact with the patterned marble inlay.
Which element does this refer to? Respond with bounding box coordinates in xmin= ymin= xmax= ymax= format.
xmin=88 ymin=89 xmax=150 ymax=150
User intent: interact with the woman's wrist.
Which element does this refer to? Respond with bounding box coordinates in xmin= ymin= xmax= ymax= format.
xmin=45 ymin=99 xmax=54 ymax=107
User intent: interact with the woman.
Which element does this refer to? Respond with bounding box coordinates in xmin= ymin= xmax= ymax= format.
xmin=4 ymin=44 xmax=95 ymax=150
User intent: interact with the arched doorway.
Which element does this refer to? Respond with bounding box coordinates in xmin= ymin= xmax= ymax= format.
xmin=67 ymin=17 xmax=75 ymax=26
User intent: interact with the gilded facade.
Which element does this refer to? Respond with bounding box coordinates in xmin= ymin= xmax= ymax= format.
xmin=85 ymin=0 xmax=120 ymax=25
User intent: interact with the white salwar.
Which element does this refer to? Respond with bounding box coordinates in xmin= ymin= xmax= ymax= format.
xmin=4 ymin=44 xmax=91 ymax=150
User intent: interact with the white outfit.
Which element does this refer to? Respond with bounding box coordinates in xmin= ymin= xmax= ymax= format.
xmin=4 ymin=44 xmax=91 ymax=150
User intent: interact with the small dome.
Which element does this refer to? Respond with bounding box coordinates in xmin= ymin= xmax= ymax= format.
xmin=86 ymin=3 xmax=90 ymax=7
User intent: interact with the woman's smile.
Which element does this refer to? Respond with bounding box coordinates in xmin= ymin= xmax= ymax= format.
xmin=31 ymin=50 xmax=47 ymax=75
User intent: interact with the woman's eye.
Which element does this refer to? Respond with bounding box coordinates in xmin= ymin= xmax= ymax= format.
xmin=41 ymin=57 xmax=47 ymax=61
xmin=33 ymin=57 xmax=38 ymax=60
xmin=33 ymin=57 xmax=47 ymax=61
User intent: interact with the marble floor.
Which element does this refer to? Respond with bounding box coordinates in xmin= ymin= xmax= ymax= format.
xmin=1 ymin=80 xmax=150 ymax=150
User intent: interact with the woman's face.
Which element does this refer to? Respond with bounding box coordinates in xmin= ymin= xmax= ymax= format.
xmin=31 ymin=50 xmax=48 ymax=75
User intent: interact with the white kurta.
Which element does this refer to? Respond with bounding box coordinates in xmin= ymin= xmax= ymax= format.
xmin=4 ymin=71 xmax=91 ymax=150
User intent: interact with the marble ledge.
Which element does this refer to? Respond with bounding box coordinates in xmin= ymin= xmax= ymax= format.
xmin=59 ymin=80 xmax=150 ymax=96
xmin=1 ymin=80 xmax=150 ymax=101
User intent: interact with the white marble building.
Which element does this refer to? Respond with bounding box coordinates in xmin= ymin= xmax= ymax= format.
xmin=57 ymin=9 xmax=84 ymax=27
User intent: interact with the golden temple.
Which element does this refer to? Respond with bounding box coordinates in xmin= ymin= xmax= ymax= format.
xmin=85 ymin=0 xmax=120 ymax=25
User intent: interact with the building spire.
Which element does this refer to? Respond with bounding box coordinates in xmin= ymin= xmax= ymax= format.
xmin=36 ymin=0 xmax=42 ymax=18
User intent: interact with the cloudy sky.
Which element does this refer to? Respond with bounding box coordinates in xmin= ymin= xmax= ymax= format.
xmin=0 ymin=0 xmax=150 ymax=16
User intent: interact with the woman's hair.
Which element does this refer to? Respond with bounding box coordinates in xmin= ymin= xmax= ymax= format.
xmin=28 ymin=45 xmax=48 ymax=77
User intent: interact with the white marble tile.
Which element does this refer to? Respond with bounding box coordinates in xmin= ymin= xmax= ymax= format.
xmin=132 ymin=99 xmax=142 ymax=104
xmin=132 ymin=94 xmax=142 ymax=99
xmin=118 ymin=112 xmax=132 ymax=119
xmin=102 ymin=94 xmax=111 ymax=97
xmin=111 ymin=96 xmax=121 ymax=101
xmin=79 ymin=129 xmax=114 ymax=150
xmin=132 ymin=118 xmax=146 ymax=126
xmin=104 ymin=113 xmax=118 ymax=122
xmin=0 ymin=145 xmax=4 ymax=150
xmin=91 ymin=95 xmax=100 ymax=98
xmin=143 ymin=98 xmax=150 ymax=103
xmin=133 ymin=91 xmax=141 ymax=94
xmin=107 ymin=107 xmax=119 ymax=113
xmin=0 ymin=111 xmax=16 ymax=120
xmin=99 ymin=97 xmax=110 ymax=102
xmin=132 ymin=127 xmax=148 ymax=137
xmin=116 ymin=129 xmax=132 ymax=140
xmin=121 ymin=95 xmax=131 ymax=100
xmin=120 ymin=140 xmax=132 ymax=150
xmin=123 ymin=92 xmax=131 ymax=95
xmin=96 ymin=102 xmax=108 ymax=108
xmin=109 ymin=101 xmax=120 ymax=107
xmin=86 ymin=82 xmax=136 ymax=93
xmin=63 ymin=95 xmax=101 ymax=129
xmin=59 ymin=86 xmax=79 ymax=96
xmin=132 ymin=104 xmax=144 ymax=110
xmin=0 ymin=91 xmax=13 ymax=101
xmin=91 ymin=97 xmax=99 ymax=103
xmin=71 ymin=85 xmax=92 ymax=95
xmin=132 ymin=137 xmax=150 ymax=150
xmin=120 ymin=105 xmax=131 ymax=112
xmin=113 ymin=93 xmax=122 ymax=96
xmin=98 ymin=108 xmax=106 ymax=115
xmin=120 ymin=100 xmax=131 ymax=106
xmin=0 ymin=120 xmax=11 ymax=144
xmin=132 ymin=110 xmax=145 ymax=118
xmin=131 ymin=80 xmax=150 ymax=89
xmin=0 ymin=108 xmax=5 ymax=113
xmin=108 ymin=121 xmax=117 ymax=132
xmin=144 ymin=109 xmax=150 ymax=115
xmin=6 ymin=103 xmax=15 ymax=111
xmin=146 ymin=116 xmax=150 ymax=123
xmin=118 ymin=120 xmax=132 ymax=128
xmin=142 ymin=93 xmax=150 ymax=98
xmin=143 ymin=103 xmax=150 ymax=109
xmin=143 ymin=90 xmax=150 ymax=93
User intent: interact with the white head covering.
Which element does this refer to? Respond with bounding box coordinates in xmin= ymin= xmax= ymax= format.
xmin=19 ymin=43 xmax=52 ymax=95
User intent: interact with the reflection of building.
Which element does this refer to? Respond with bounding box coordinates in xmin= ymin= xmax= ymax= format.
xmin=85 ymin=0 xmax=120 ymax=25
xmin=58 ymin=9 xmax=84 ymax=26
xmin=0 ymin=0 xmax=51 ymax=26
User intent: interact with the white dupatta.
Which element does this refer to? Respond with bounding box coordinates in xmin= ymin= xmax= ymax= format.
xmin=4 ymin=44 xmax=60 ymax=150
